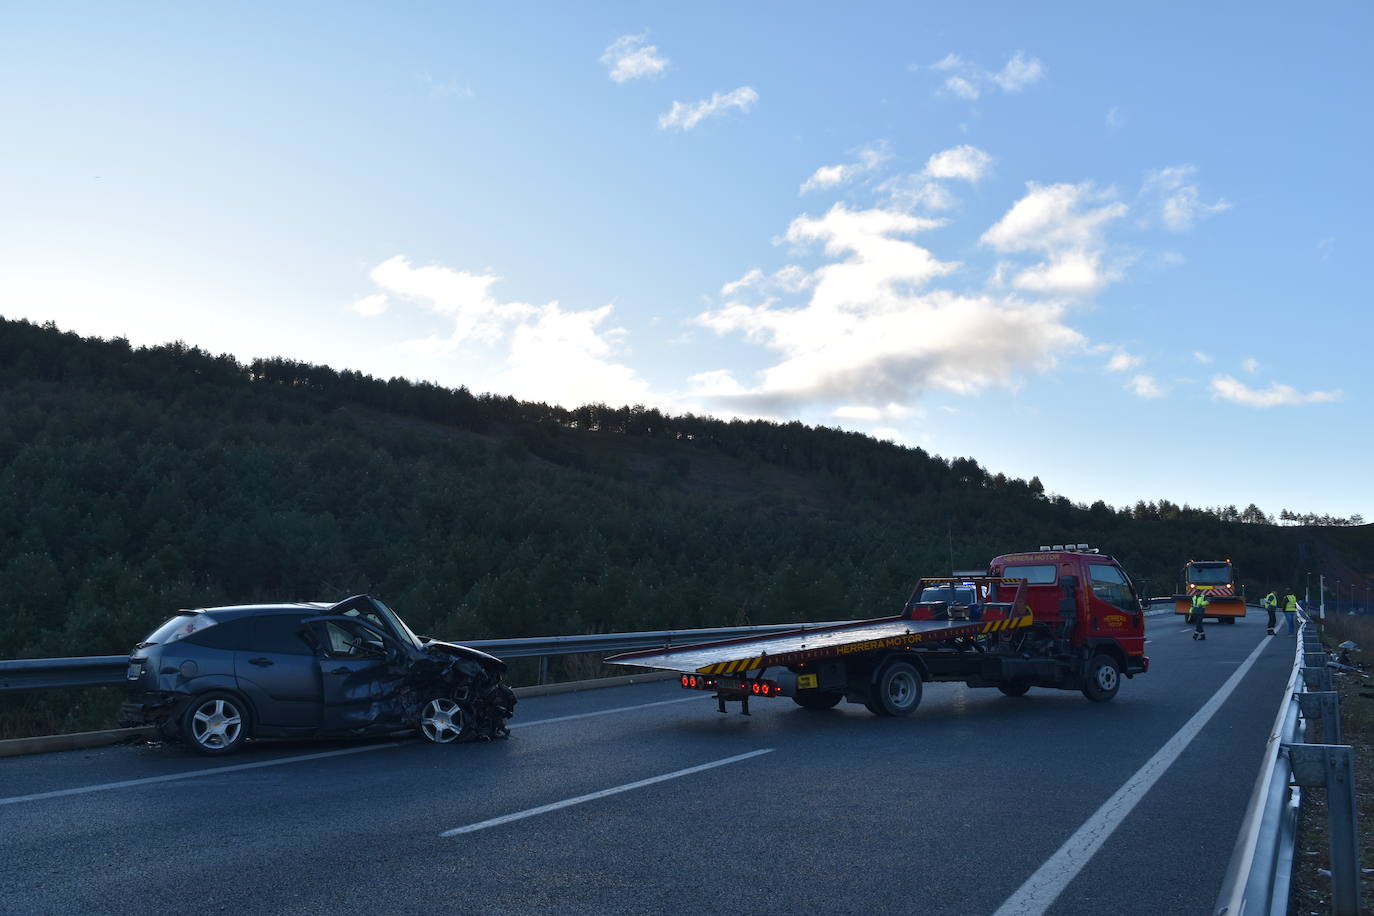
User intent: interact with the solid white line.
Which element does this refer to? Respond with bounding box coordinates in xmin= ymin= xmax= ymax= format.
xmin=440 ymin=748 xmax=774 ymax=836
xmin=511 ymin=695 xmax=703 ymax=728
xmin=992 ymin=635 xmax=1274 ymax=916
xmin=0 ymin=742 xmax=399 ymax=807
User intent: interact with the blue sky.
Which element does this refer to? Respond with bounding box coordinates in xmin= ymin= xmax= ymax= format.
xmin=2 ymin=2 xmax=1369 ymax=519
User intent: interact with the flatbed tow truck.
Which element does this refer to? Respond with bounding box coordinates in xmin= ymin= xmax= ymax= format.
xmin=607 ymin=547 xmax=1150 ymax=717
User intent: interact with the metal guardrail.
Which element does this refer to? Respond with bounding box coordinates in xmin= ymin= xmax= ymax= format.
xmin=0 ymin=621 xmax=852 ymax=692
xmin=1214 ymin=615 xmax=1362 ymax=916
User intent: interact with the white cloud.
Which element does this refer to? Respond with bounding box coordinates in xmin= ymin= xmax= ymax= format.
xmin=1106 ymin=351 xmax=1143 ymax=372
xmin=1011 ymin=250 xmax=1119 ymax=296
xmin=924 ymin=145 xmax=992 ymax=182
xmin=350 ymin=293 xmax=389 ymax=317
xmin=692 ymin=202 xmax=1085 ymax=413
xmin=659 ymin=86 xmax=758 ymax=130
xmin=945 ymin=76 xmax=980 ymax=100
xmin=992 ymin=51 xmax=1044 ymax=92
xmin=1127 ymin=374 xmax=1165 ymax=398
xmin=925 ymin=51 xmax=1045 ymax=100
xmin=832 ymin=403 xmax=914 ymax=422
xmin=1106 ymin=106 xmax=1124 ymax=129
xmin=981 ymin=182 xmax=1127 ymax=296
xmin=601 ymin=34 xmax=669 ymax=83
xmin=1209 ymin=375 xmax=1342 ymax=408
xmin=357 ymin=256 xmax=651 ymax=408
xmin=417 ymin=73 xmax=475 ymax=100
xmin=1194 ymin=351 xmax=1213 ymax=364
xmin=879 ymin=176 xmax=957 ymax=212
xmin=982 ymin=182 xmax=1126 ymax=253
xmin=720 ymin=265 xmax=812 ymax=297
xmin=1141 ymin=165 xmax=1230 ymax=231
xmin=800 ymin=143 xmax=890 ymax=193
xmin=1242 ymin=357 xmax=1259 ymax=374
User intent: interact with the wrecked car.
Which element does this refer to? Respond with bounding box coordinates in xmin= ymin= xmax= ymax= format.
xmin=118 ymin=595 xmax=516 ymax=755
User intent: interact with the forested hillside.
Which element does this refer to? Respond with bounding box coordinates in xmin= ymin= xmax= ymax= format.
xmin=0 ymin=317 xmax=1365 ymax=660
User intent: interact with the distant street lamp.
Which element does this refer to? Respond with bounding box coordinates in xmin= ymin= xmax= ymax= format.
xmin=1306 ymin=572 xmax=1312 ymax=606
xmin=1336 ymin=579 xmax=1341 ymax=614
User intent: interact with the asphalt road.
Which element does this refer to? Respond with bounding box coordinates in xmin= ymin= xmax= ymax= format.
xmin=0 ymin=613 xmax=1297 ymax=916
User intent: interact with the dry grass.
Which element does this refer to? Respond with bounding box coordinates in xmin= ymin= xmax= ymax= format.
xmin=1289 ymin=615 xmax=1374 ymax=914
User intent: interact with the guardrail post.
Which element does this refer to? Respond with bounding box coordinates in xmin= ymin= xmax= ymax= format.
xmin=1301 ymin=666 xmax=1334 ymax=692
xmin=1296 ymin=691 xmax=1342 ymax=745
xmin=537 ymin=656 xmax=549 ymax=686
xmin=1285 ymin=743 xmax=1361 ymax=916
xmin=1303 ymin=652 xmax=1327 ymax=669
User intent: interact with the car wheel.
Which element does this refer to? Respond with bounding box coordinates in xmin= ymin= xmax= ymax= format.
xmin=998 ymin=682 xmax=1031 ymax=697
xmin=181 ymin=692 xmax=250 ymax=756
xmin=420 ymin=697 xmax=469 ymax=744
xmin=867 ymin=661 xmax=923 ymax=717
xmin=792 ymin=690 xmax=843 ymax=710
xmin=1081 ymin=654 xmax=1121 ymax=703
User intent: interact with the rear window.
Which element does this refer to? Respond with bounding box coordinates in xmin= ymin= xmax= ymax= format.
xmin=999 ymin=564 xmax=1057 ymax=584
xmin=919 ymin=586 xmax=976 ymax=605
xmin=141 ymin=612 xmax=219 ymax=647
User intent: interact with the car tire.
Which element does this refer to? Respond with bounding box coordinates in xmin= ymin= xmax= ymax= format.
xmin=997 ymin=682 xmax=1031 ymax=697
xmin=792 ymin=690 xmax=843 ymax=710
xmin=181 ymin=691 xmax=250 ymax=756
xmin=419 ymin=697 xmax=470 ymax=744
xmin=1081 ymin=654 xmax=1121 ymax=703
xmin=866 ymin=661 xmax=923 ymax=717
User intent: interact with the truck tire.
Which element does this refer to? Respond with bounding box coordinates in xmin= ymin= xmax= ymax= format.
xmin=865 ymin=661 xmax=922 ymax=717
xmin=792 ymin=690 xmax=843 ymax=710
xmin=1081 ymin=654 xmax=1121 ymax=703
xmin=997 ymin=682 xmax=1031 ymax=697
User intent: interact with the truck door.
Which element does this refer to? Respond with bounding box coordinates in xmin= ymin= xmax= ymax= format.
xmin=1085 ymin=562 xmax=1144 ymax=642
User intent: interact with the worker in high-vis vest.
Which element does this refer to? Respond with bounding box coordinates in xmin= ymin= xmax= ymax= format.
xmin=1283 ymin=590 xmax=1300 ymax=636
xmin=1190 ymin=591 xmax=1209 ymax=641
xmin=1263 ymin=590 xmax=1279 ymax=635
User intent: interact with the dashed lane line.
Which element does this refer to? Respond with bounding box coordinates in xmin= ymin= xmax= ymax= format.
xmin=440 ymin=748 xmax=775 ymax=836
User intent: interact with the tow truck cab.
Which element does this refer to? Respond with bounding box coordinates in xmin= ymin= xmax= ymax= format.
xmin=987 ymin=547 xmax=1149 ymax=677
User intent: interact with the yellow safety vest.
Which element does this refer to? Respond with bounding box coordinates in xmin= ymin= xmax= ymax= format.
xmin=1192 ymin=593 xmax=1210 ymax=610
xmin=1284 ymin=595 xmax=1299 ymax=611
xmin=1264 ymin=592 xmax=1277 ymax=608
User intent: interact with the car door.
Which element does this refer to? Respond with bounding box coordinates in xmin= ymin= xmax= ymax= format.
xmin=304 ymin=617 xmax=408 ymax=732
xmin=232 ymin=613 xmax=323 ymax=729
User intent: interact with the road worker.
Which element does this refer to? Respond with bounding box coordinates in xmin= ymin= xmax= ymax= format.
xmin=1263 ymin=589 xmax=1279 ymax=635
xmin=1190 ymin=590 xmax=1210 ymax=640
xmin=1283 ymin=590 xmax=1300 ymax=636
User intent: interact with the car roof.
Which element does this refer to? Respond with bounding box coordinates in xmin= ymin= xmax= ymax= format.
xmin=190 ymin=603 xmax=334 ymax=620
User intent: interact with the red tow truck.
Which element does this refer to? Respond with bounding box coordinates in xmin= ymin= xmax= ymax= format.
xmin=607 ymin=547 xmax=1149 ymax=716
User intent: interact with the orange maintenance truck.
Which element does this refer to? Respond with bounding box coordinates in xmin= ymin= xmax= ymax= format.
xmin=608 ymin=546 xmax=1149 ymax=717
xmin=1173 ymin=559 xmax=1246 ymax=623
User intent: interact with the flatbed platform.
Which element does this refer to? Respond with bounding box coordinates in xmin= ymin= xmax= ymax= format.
xmin=607 ymin=611 xmax=1031 ymax=676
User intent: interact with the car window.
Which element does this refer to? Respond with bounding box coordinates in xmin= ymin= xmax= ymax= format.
xmin=248 ymin=614 xmax=313 ymax=655
xmin=319 ymin=620 xmax=386 ymax=658
xmin=183 ymin=617 xmax=253 ymax=650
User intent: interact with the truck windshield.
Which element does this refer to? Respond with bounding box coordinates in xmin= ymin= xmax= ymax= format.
xmin=1187 ymin=565 xmax=1232 ymax=585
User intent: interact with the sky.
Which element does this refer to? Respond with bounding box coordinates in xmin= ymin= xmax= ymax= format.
xmin=2 ymin=2 xmax=1370 ymax=520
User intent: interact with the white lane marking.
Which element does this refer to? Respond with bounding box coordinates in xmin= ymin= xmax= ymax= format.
xmin=0 ymin=742 xmax=399 ymax=807
xmin=992 ymin=636 xmax=1273 ymax=916
xmin=441 ymin=748 xmax=774 ymax=836
xmin=512 ymin=695 xmax=702 ymax=728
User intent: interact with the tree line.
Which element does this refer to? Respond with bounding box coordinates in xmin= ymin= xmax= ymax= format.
xmin=0 ymin=316 xmax=1359 ymax=666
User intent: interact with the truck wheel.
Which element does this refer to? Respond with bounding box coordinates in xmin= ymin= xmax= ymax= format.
xmin=1081 ymin=655 xmax=1121 ymax=703
xmin=998 ymin=682 xmax=1031 ymax=697
xmin=792 ymin=691 xmax=843 ymax=710
xmin=866 ymin=662 xmax=922 ymax=717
